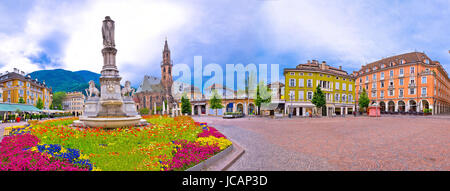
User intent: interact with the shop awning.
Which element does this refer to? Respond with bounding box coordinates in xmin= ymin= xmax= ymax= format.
xmin=0 ymin=103 xmax=42 ymax=112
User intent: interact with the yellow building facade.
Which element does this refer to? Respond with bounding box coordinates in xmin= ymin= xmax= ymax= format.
xmin=284 ymin=60 xmax=356 ymax=116
xmin=0 ymin=69 xmax=52 ymax=109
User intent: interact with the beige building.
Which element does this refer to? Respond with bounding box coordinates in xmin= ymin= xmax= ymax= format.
xmin=63 ymin=92 xmax=85 ymax=115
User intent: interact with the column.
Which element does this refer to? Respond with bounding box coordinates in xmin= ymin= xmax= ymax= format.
xmin=198 ymin=106 xmax=201 ymax=116
xmin=192 ymin=105 xmax=194 ymax=115
xmin=341 ymin=107 xmax=344 ymax=115
xmin=302 ymin=107 xmax=306 ymax=116
xmin=296 ymin=107 xmax=300 ymax=116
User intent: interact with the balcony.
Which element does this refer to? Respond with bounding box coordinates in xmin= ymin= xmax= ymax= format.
xmin=388 ymin=85 xmax=395 ymax=90
xmin=408 ymin=83 xmax=416 ymax=88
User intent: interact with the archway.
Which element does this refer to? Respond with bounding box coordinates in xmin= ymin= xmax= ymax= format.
xmin=226 ymin=103 xmax=234 ymax=113
xmin=409 ymin=100 xmax=417 ymax=112
xmin=388 ymin=101 xmax=395 ymax=112
xmin=379 ymin=101 xmax=386 ymax=111
xmin=422 ymin=100 xmax=430 ymax=110
xmin=398 ymin=101 xmax=406 ymax=112
xmin=236 ymin=103 xmax=244 ymax=114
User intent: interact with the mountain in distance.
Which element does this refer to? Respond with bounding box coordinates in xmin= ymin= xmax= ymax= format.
xmin=28 ymin=69 xmax=101 ymax=93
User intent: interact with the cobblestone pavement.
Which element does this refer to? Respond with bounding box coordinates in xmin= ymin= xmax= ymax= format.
xmin=193 ymin=116 xmax=450 ymax=171
xmin=0 ymin=122 xmax=28 ymax=141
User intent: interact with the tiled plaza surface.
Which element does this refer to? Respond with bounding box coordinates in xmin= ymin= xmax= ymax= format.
xmin=194 ymin=115 xmax=450 ymax=171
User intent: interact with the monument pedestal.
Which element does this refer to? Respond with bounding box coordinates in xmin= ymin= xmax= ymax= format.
xmin=74 ymin=16 xmax=147 ymax=128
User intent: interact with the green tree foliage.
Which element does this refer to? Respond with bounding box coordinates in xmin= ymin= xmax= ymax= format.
xmin=139 ymin=108 xmax=150 ymax=115
xmin=52 ymin=92 xmax=66 ymax=110
xmin=311 ymin=86 xmax=326 ymax=115
xmin=359 ymin=88 xmax=370 ymax=113
xmin=181 ymin=93 xmax=192 ymax=115
xmin=255 ymin=81 xmax=271 ymax=115
xmin=209 ymin=90 xmax=224 ymax=115
xmin=36 ymin=98 xmax=44 ymax=109
xmin=18 ymin=97 xmax=25 ymax=104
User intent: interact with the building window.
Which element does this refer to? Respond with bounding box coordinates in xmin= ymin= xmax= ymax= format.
xmin=349 ymin=85 xmax=352 ymax=91
xmin=409 ymin=88 xmax=416 ymax=95
xmin=421 ymin=76 xmax=427 ymax=84
xmin=307 ymin=91 xmax=313 ymax=100
xmin=421 ymin=87 xmax=427 ymax=97
xmin=399 ymin=89 xmax=404 ymax=98
xmin=307 ymin=79 xmax=313 ymax=87
xmin=335 ymin=82 xmax=340 ymax=90
xmin=289 ymin=79 xmax=296 ymax=87
xmin=410 ymin=77 xmax=415 ymax=85
xmin=372 ymin=82 xmax=376 ymax=89
xmin=289 ymin=90 xmax=295 ymax=100
xmin=342 ymin=94 xmax=347 ymax=102
xmin=380 ymin=72 xmax=384 ymax=80
xmin=389 ymin=70 xmax=394 ymax=77
xmin=308 ymin=73 xmax=312 ymax=76
xmin=399 ymin=78 xmax=404 ymax=86
xmin=371 ymin=91 xmax=376 ymax=98
xmin=410 ymin=67 xmax=415 ymax=74
xmin=299 ymin=79 xmax=304 ymax=87
xmin=343 ymin=83 xmax=347 ymax=91
xmin=298 ymin=91 xmax=304 ymax=100
xmin=348 ymin=94 xmax=353 ymax=102
xmin=388 ymin=89 xmax=394 ymax=96
xmin=380 ymin=91 xmax=384 ymax=98
xmin=290 ymin=72 xmax=295 ymax=76
xmin=365 ymin=76 xmax=369 ymax=82
xmin=372 ymin=74 xmax=376 ymax=80
xmin=380 ymin=81 xmax=384 ymax=88
xmin=399 ymin=68 xmax=404 ymax=76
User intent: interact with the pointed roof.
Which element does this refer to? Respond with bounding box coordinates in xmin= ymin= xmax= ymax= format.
xmin=163 ymin=38 xmax=170 ymax=52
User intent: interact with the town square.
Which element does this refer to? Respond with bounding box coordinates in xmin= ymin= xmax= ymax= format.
xmin=0 ymin=0 xmax=449 ymax=174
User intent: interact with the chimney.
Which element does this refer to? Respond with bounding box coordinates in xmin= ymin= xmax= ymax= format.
xmin=321 ymin=61 xmax=327 ymax=70
xmin=339 ymin=66 xmax=342 ymax=70
xmin=307 ymin=60 xmax=311 ymax=64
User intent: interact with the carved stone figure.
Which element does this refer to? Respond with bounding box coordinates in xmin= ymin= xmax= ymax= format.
xmin=122 ymin=81 xmax=135 ymax=97
xmin=85 ymin=80 xmax=100 ymax=97
xmin=102 ymin=16 xmax=115 ymax=48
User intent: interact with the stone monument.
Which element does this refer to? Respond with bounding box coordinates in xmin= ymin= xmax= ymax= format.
xmin=73 ymin=16 xmax=147 ymax=128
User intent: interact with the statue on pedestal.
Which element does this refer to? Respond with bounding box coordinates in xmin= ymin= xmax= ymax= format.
xmin=85 ymin=80 xmax=100 ymax=98
xmin=102 ymin=16 xmax=115 ymax=48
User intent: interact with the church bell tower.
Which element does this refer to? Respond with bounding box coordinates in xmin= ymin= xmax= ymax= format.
xmin=161 ymin=38 xmax=173 ymax=95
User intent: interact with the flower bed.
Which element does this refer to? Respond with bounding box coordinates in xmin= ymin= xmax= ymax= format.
xmin=0 ymin=115 xmax=231 ymax=171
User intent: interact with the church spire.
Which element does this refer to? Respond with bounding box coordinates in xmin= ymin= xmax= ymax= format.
xmin=164 ymin=37 xmax=169 ymax=52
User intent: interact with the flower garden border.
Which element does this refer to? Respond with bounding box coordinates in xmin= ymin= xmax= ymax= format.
xmin=186 ymin=138 xmax=244 ymax=171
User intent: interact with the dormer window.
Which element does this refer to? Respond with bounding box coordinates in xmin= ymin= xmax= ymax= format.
xmin=373 ymin=67 xmax=377 ymax=71
xmin=425 ymin=59 xmax=430 ymax=64
xmin=390 ymin=62 xmax=394 ymax=67
xmin=401 ymin=60 xmax=406 ymax=64
xmin=380 ymin=64 xmax=385 ymax=69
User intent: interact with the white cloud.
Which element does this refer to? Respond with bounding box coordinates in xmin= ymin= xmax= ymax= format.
xmin=0 ymin=0 xmax=194 ymax=85
xmin=259 ymin=0 xmax=407 ymax=68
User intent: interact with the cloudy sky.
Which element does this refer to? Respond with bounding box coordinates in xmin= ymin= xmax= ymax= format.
xmin=0 ymin=0 xmax=449 ymax=87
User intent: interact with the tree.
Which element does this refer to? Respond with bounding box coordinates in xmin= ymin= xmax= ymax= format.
xmin=209 ymin=89 xmax=224 ymax=115
xmin=359 ymin=88 xmax=370 ymax=113
xmin=52 ymin=92 xmax=66 ymax=110
xmin=18 ymin=97 xmax=25 ymax=104
xmin=311 ymin=86 xmax=326 ymax=116
xmin=36 ymin=98 xmax=44 ymax=110
xmin=254 ymin=81 xmax=271 ymax=115
xmin=139 ymin=108 xmax=150 ymax=115
xmin=181 ymin=93 xmax=192 ymax=115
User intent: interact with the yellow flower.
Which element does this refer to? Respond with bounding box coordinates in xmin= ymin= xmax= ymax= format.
xmin=196 ymin=136 xmax=232 ymax=150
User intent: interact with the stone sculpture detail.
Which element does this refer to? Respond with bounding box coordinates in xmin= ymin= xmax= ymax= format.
xmin=85 ymin=80 xmax=100 ymax=97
